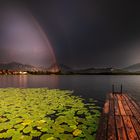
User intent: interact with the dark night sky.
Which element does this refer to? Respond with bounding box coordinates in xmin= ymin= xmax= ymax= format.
xmin=1 ymin=0 xmax=140 ymax=68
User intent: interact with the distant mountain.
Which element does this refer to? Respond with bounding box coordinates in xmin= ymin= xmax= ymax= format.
xmin=0 ymin=62 xmax=133 ymax=74
xmin=59 ymin=64 xmax=73 ymax=74
xmin=124 ymin=63 xmax=140 ymax=72
xmin=0 ymin=62 xmax=61 ymax=74
xmin=58 ymin=64 xmax=126 ymax=74
xmin=74 ymin=68 xmax=113 ymax=74
xmin=0 ymin=62 xmax=45 ymax=71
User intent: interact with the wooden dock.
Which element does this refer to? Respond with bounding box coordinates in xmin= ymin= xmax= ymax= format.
xmin=96 ymin=92 xmax=140 ymax=140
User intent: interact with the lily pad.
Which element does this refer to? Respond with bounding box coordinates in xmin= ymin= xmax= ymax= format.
xmin=23 ymin=126 xmax=32 ymax=134
xmin=0 ymin=88 xmax=100 ymax=140
xmin=73 ymin=129 xmax=82 ymax=136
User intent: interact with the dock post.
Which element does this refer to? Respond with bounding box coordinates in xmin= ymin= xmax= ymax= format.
xmin=112 ymin=84 xmax=114 ymax=94
xmin=120 ymin=84 xmax=122 ymax=94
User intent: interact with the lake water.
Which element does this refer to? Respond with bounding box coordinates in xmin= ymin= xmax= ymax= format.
xmin=0 ymin=75 xmax=140 ymax=107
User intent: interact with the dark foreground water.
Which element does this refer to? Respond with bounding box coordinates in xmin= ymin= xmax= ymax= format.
xmin=0 ymin=75 xmax=140 ymax=107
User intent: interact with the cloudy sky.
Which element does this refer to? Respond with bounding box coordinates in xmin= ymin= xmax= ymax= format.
xmin=0 ymin=0 xmax=140 ymax=68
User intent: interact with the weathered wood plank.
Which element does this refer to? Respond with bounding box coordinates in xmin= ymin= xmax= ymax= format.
xmin=104 ymin=99 xmax=109 ymax=114
xmin=114 ymin=96 xmax=120 ymax=116
xmin=116 ymin=94 xmax=123 ymax=101
xmin=108 ymin=115 xmax=117 ymax=140
xmin=125 ymin=94 xmax=140 ymax=113
xmin=117 ymin=94 xmax=139 ymax=139
xmin=115 ymin=115 xmax=127 ymax=140
xmin=118 ymin=100 xmax=126 ymax=115
xmin=96 ymin=93 xmax=140 ymax=140
xmin=121 ymin=99 xmax=133 ymax=116
xmin=118 ymin=94 xmax=139 ymax=139
xmin=123 ymin=94 xmax=140 ymax=123
xmin=109 ymin=99 xmax=114 ymax=116
xmin=131 ymin=116 xmax=140 ymax=139
xmin=123 ymin=116 xmax=139 ymax=140
xmin=113 ymin=94 xmax=118 ymax=100
xmin=107 ymin=98 xmax=117 ymax=140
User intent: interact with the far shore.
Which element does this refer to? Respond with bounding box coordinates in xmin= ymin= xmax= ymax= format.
xmin=1 ymin=72 xmax=140 ymax=75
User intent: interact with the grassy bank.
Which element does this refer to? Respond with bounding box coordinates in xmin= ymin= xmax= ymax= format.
xmin=0 ymin=88 xmax=100 ymax=140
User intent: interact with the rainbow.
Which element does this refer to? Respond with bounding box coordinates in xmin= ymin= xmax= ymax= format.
xmin=0 ymin=4 xmax=59 ymax=72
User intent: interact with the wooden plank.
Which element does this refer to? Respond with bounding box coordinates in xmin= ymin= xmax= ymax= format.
xmin=116 ymin=94 xmax=123 ymax=101
xmin=131 ymin=99 xmax=140 ymax=111
xmin=118 ymin=100 xmax=126 ymax=115
xmin=122 ymin=116 xmax=139 ymax=140
xmin=108 ymin=115 xmax=117 ymax=140
xmin=131 ymin=116 xmax=140 ymax=139
xmin=120 ymin=95 xmax=139 ymax=139
xmin=116 ymin=94 xmax=139 ymax=139
xmin=121 ymin=99 xmax=133 ymax=116
xmin=104 ymin=100 xmax=109 ymax=114
xmin=123 ymin=94 xmax=140 ymax=139
xmin=123 ymin=95 xmax=136 ymax=112
xmin=109 ymin=99 xmax=114 ymax=116
xmin=115 ymin=115 xmax=127 ymax=140
xmin=123 ymin=95 xmax=140 ymax=123
xmin=125 ymin=94 xmax=140 ymax=113
xmin=114 ymin=97 xmax=120 ymax=116
xmin=114 ymin=94 xmax=128 ymax=140
xmin=107 ymin=97 xmax=117 ymax=140
xmin=113 ymin=94 xmax=118 ymax=100
xmin=96 ymin=93 xmax=140 ymax=140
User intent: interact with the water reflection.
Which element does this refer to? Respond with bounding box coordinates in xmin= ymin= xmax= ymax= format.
xmin=25 ymin=75 xmax=59 ymax=88
xmin=0 ymin=75 xmax=59 ymax=88
xmin=18 ymin=75 xmax=27 ymax=87
xmin=0 ymin=75 xmax=27 ymax=88
xmin=0 ymin=75 xmax=140 ymax=107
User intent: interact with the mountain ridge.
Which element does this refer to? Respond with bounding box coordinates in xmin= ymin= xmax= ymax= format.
xmin=0 ymin=62 xmax=46 ymax=71
xmin=1 ymin=61 xmax=140 ymax=74
xmin=123 ymin=63 xmax=140 ymax=72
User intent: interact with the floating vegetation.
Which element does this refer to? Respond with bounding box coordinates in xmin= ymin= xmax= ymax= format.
xmin=0 ymin=88 xmax=100 ymax=140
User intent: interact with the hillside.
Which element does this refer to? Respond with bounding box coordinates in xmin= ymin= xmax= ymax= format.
xmin=0 ymin=62 xmax=45 ymax=71
xmin=59 ymin=65 xmax=126 ymax=74
xmin=124 ymin=63 xmax=140 ymax=72
xmin=0 ymin=62 xmax=134 ymax=74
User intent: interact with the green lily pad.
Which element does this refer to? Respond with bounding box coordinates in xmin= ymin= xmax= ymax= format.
xmin=30 ymin=130 xmax=41 ymax=137
xmin=73 ymin=129 xmax=82 ymax=136
xmin=40 ymin=134 xmax=54 ymax=140
xmin=0 ymin=88 xmax=100 ymax=140
xmin=23 ymin=126 xmax=32 ymax=134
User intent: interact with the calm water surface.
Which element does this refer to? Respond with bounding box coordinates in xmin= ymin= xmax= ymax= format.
xmin=0 ymin=75 xmax=140 ymax=107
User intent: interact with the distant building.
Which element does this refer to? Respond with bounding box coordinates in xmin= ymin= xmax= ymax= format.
xmin=0 ymin=70 xmax=28 ymax=75
xmin=19 ymin=71 xmax=28 ymax=75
